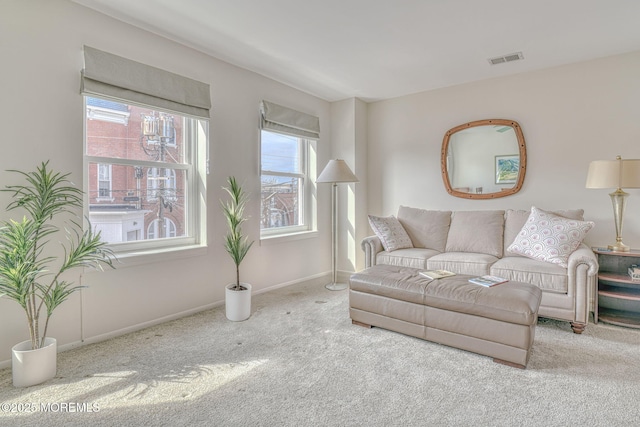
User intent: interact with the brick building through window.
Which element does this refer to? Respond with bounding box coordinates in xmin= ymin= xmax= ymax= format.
xmin=86 ymin=97 xmax=186 ymax=243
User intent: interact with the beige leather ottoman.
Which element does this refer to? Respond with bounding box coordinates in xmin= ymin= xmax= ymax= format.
xmin=349 ymin=265 xmax=542 ymax=368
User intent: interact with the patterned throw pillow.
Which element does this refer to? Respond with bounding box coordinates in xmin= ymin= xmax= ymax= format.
xmin=507 ymin=206 xmax=594 ymax=267
xmin=368 ymin=215 xmax=413 ymax=252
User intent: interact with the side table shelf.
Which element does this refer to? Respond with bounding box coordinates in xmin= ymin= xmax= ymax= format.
xmin=593 ymin=248 xmax=640 ymax=328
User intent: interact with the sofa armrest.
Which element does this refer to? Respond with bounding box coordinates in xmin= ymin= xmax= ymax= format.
xmin=567 ymin=243 xmax=599 ymax=325
xmin=362 ymin=235 xmax=383 ymax=268
xmin=567 ymin=243 xmax=599 ymax=276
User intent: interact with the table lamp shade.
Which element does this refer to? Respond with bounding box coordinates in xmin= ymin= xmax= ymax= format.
xmin=586 ymin=158 xmax=640 ymax=189
xmin=317 ymin=159 xmax=358 ymax=183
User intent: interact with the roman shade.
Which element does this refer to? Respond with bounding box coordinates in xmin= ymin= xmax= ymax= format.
xmin=260 ymin=100 xmax=320 ymax=139
xmin=81 ymin=46 xmax=211 ymax=118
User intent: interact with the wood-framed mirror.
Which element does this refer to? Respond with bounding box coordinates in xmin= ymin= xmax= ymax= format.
xmin=441 ymin=119 xmax=526 ymax=199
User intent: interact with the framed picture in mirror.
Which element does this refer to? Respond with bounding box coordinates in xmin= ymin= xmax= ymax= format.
xmin=495 ymin=154 xmax=519 ymax=185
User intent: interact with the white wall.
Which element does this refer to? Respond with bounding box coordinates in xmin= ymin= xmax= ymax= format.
xmin=367 ymin=51 xmax=640 ymax=250
xmin=329 ymin=98 xmax=368 ymax=275
xmin=0 ymin=0 xmax=333 ymax=365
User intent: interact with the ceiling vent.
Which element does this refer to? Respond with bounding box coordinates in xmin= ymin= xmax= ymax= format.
xmin=488 ymin=52 xmax=524 ymax=65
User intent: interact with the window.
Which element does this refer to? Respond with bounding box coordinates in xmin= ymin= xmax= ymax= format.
xmin=97 ymin=163 xmax=112 ymax=199
xmin=147 ymin=218 xmax=177 ymax=239
xmin=259 ymin=101 xmax=319 ymax=238
xmin=82 ymin=46 xmax=210 ymax=254
xmin=261 ymin=131 xmax=310 ymax=232
xmin=85 ymin=97 xmax=204 ymax=249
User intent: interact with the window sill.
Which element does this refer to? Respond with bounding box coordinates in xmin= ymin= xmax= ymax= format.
xmin=260 ymin=230 xmax=318 ymax=246
xmin=85 ymin=244 xmax=208 ymax=272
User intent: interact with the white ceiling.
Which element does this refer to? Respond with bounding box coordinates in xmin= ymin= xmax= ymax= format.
xmin=72 ymin=0 xmax=640 ymax=102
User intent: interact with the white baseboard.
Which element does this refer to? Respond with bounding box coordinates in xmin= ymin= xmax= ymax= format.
xmin=0 ymin=271 xmax=334 ymax=370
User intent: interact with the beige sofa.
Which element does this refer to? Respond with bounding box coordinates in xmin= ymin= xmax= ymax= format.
xmin=362 ymin=206 xmax=599 ymax=333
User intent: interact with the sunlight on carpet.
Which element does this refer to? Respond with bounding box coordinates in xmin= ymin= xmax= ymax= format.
xmin=0 ymin=359 xmax=268 ymax=419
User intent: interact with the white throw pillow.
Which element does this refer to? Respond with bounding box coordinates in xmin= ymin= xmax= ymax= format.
xmin=507 ymin=206 xmax=594 ymax=267
xmin=368 ymin=215 xmax=413 ymax=252
xmin=503 ymin=209 xmax=585 ymax=257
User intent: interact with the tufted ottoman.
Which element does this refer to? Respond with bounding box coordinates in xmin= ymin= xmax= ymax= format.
xmin=349 ymin=265 xmax=542 ymax=368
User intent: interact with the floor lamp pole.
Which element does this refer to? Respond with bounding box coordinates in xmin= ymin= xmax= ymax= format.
xmin=326 ymin=182 xmax=347 ymax=291
xmin=317 ymin=159 xmax=358 ymax=291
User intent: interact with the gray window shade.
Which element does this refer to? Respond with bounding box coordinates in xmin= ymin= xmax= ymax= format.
xmin=81 ymin=46 xmax=211 ymax=118
xmin=260 ymin=100 xmax=320 ymax=139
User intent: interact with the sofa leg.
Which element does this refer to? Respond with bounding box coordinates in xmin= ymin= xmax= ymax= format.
xmin=352 ymin=320 xmax=372 ymax=328
xmin=570 ymin=322 xmax=586 ymax=334
xmin=493 ymin=358 xmax=525 ymax=369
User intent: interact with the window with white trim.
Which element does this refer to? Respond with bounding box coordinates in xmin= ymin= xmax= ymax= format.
xmin=259 ymin=101 xmax=319 ymax=238
xmin=261 ymin=131 xmax=314 ymax=233
xmin=82 ymin=46 xmax=210 ymax=253
xmin=85 ymin=97 xmax=205 ymax=248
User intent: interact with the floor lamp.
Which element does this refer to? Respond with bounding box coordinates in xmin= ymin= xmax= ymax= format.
xmin=317 ymin=159 xmax=359 ymax=290
xmin=586 ymin=156 xmax=640 ymax=252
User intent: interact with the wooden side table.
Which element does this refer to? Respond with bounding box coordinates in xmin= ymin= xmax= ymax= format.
xmin=593 ymin=248 xmax=640 ymax=328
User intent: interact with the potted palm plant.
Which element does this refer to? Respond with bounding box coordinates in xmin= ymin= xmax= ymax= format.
xmin=0 ymin=161 xmax=115 ymax=387
xmin=221 ymin=176 xmax=254 ymax=321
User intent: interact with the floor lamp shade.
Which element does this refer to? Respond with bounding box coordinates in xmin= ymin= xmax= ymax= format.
xmin=586 ymin=156 xmax=640 ymax=252
xmin=317 ymin=160 xmax=358 ymax=291
xmin=317 ymin=159 xmax=359 ymax=183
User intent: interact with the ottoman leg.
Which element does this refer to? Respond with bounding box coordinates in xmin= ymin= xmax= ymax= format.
xmin=493 ymin=358 xmax=526 ymax=369
xmin=352 ymin=320 xmax=372 ymax=328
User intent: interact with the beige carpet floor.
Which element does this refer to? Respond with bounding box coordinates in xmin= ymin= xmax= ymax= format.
xmin=1 ymin=279 xmax=640 ymax=427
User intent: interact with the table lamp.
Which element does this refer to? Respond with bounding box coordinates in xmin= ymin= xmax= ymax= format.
xmin=586 ymin=156 xmax=640 ymax=252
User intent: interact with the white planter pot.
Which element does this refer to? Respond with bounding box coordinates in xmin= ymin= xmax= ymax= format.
xmin=225 ymin=282 xmax=252 ymax=321
xmin=12 ymin=337 xmax=57 ymax=387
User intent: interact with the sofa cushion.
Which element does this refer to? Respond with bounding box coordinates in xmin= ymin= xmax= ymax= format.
xmin=445 ymin=210 xmax=505 ymax=258
xmin=397 ymin=206 xmax=451 ymax=252
xmin=368 ymin=215 xmax=413 ymax=251
xmin=427 ymin=252 xmax=498 ymax=276
xmin=377 ymin=248 xmax=439 ymax=269
xmin=507 ymin=207 xmax=594 ymax=268
xmin=491 ymin=257 xmax=568 ymax=293
xmin=504 ymin=208 xmax=585 ymax=257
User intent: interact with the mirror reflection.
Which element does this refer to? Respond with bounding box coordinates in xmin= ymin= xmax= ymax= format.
xmin=441 ymin=119 xmax=526 ymax=199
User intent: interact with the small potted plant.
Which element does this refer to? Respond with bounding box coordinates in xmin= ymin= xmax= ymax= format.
xmin=0 ymin=162 xmax=115 ymax=387
xmin=221 ymin=176 xmax=254 ymax=321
